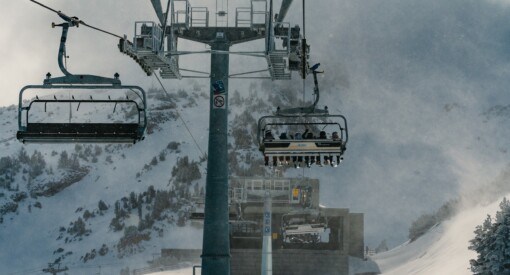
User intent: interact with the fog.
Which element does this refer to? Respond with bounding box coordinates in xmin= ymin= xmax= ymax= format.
xmin=3 ymin=0 xmax=510 ymax=249
xmin=271 ymin=0 xmax=510 ymax=246
xmin=1 ymin=1 xmax=158 ymax=107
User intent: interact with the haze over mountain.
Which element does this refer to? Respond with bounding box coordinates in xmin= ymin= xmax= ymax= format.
xmin=1 ymin=0 xmax=510 ymax=273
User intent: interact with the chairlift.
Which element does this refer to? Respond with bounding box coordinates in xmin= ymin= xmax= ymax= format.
xmin=257 ymin=64 xmax=348 ymax=168
xmin=281 ymin=209 xmax=327 ymax=244
xmin=230 ymin=220 xmax=261 ymax=240
xmin=17 ymin=12 xmax=147 ymax=144
xmin=258 ymin=114 xmax=347 ymax=165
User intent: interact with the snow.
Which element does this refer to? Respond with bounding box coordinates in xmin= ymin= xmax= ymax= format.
xmin=141 ymin=191 xmax=510 ymax=275
xmin=373 ymin=194 xmax=510 ymax=275
xmin=0 ymin=73 xmax=508 ymax=273
xmin=0 ymin=92 xmax=207 ymax=274
xmin=147 ymin=266 xmax=196 ymax=275
xmin=2 ymin=0 xmax=510 ymax=273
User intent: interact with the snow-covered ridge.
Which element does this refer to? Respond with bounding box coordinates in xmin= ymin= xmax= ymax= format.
xmin=0 ymin=87 xmax=209 ymax=274
xmin=373 ymin=192 xmax=510 ymax=275
xmin=0 ymin=83 xmax=300 ymax=274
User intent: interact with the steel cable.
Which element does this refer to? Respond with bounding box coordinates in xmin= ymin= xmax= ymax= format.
xmin=154 ymin=73 xmax=207 ymax=161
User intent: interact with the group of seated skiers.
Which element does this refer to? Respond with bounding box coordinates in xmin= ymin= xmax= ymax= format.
xmin=264 ymin=155 xmax=343 ymax=168
xmin=261 ymin=128 xmax=344 ymax=168
xmin=263 ymin=129 xmax=341 ymax=141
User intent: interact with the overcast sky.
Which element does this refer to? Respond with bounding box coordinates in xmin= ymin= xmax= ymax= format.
xmin=3 ymin=0 xmax=510 ymax=247
xmin=0 ymin=0 xmax=293 ymax=107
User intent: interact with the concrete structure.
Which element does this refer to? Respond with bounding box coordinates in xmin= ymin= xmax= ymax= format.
xmin=229 ymin=177 xmax=364 ymax=275
xmin=151 ymin=177 xmax=364 ymax=275
xmin=230 ymin=249 xmax=349 ymax=275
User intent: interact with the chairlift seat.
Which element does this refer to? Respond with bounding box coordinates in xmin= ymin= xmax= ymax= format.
xmin=18 ymin=84 xmax=147 ymax=145
xmin=17 ymin=123 xmax=143 ymax=143
xmin=262 ymin=139 xmax=345 ymax=157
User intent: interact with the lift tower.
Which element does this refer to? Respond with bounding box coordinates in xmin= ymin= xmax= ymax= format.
xmin=22 ymin=0 xmax=309 ymax=274
xmin=123 ymin=0 xmax=309 ymax=273
xmin=185 ymin=28 xmax=265 ymax=275
xmin=181 ymin=30 xmax=260 ymax=275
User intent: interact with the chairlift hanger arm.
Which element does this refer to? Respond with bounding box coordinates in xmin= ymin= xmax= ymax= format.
xmin=46 ymin=23 xmax=123 ymax=85
xmin=29 ymin=0 xmax=138 ymax=86
xmin=21 ymin=1 xmax=148 ymax=144
xmin=275 ymin=64 xmax=324 ymax=115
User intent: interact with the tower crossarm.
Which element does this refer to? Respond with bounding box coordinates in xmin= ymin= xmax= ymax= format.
xmin=170 ymin=27 xmax=266 ymax=45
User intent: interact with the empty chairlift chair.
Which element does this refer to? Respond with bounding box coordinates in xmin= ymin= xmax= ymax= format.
xmin=17 ymin=81 xmax=147 ymax=144
xmin=281 ymin=209 xmax=327 ymax=244
xmin=16 ymin=16 xmax=147 ymax=144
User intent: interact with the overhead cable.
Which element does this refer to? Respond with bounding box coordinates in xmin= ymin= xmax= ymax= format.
xmin=154 ymin=73 xmax=207 ymax=161
xmin=30 ymin=0 xmax=124 ymax=39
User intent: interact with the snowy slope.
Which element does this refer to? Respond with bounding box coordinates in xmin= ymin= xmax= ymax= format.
xmin=373 ymin=194 xmax=510 ymax=275
xmin=0 ymin=90 xmax=209 ymax=274
xmin=3 ymin=0 xmax=510 ymax=273
xmin=1 ymin=69 xmax=510 ymax=274
xmin=82 ymin=192 xmax=510 ymax=275
xmin=3 ymin=0 xmax=510 ymax=251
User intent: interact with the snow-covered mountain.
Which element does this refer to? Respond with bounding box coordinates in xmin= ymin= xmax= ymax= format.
xmin=0 ymin=89 xmax=210 ymax=274
xmin=373 ymin=189 xmax=510 ymax=275
xmin=2 ymin=0 xmax=510 ymax=274
xmin=126 ymin=185 xmax=510 ymax=274
xmin=1 ymin=80 xmax=508 ymax=274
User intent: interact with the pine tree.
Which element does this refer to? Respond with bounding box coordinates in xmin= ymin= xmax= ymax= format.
xmin=469 ymin=198 xmax=510 ymax=274
xmin=129 ymin=192 xmax=137 ymax=209
xmin=375 ymin=239 xmax=389 ymax=253
xmin=29 ymin=150 xmax=46 ymax=178
xmin=114 ymin=201 xmax=121 ymax=218
xmin=150 ymin=156 xmax=158 ymax=166
xmin=469 ymin=215 xmax=493 ymax=274
xmin=489 ymin=198 xmax=510 ymax=273
xmin=69 ymin=153 xmax=80 ymax=170
xmin=18 ymin=148 xmax=30 ymax=164
xmin=408 ymin=213 xmax=436 ymax=241
xmin=98 ymin=200 xmax=108 ymax=211
xmin=148 ymin=185 xmax=156 ymax=201
xmin=193 ymin=182 xmax=199 ymax=197
xmin=58 ymin=151 xmax=69 ymax=169
xmin=152 ymin=190 xmax=170 ymax=220
xmin=69 ymin=217 xmax=87 ymax=236
xmin=138 ymin=202 xmax=142 ymax=220
xmin=94 ymin=145 xmax=103 ymax=156
xmin=0 ymin=157 xmax=12 ymax=175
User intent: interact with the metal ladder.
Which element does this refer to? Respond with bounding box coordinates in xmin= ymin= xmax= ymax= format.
xmin=267 ymin=22 xmax=291 ymax=80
